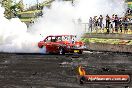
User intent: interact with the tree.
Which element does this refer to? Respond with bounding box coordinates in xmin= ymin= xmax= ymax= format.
xmin=10 ymin=1 xmax=24 ymax=17
xmin=17 ymin=0 xmax=24 ymax=12
xmin=1 ymin=0 xmax=24 ymax=18
xmin=1 ymin=0 xmax=13 ymax=18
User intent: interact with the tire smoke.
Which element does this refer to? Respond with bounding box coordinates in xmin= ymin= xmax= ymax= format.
xmin=0 ymin=0 xmax=127 ymax=53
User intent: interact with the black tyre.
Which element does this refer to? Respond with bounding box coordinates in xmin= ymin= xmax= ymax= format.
xmin=40 ymin=46 xmax=46 ymax=54
xmin=78 ymin=50 xmax=83 ymax=54
xmin=59 ymin=47 xmax=65 ymax=55
xmin=79 ymin=76 xmax=86 ymax=84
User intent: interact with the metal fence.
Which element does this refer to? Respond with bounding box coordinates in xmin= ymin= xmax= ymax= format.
xmin=82 ymin=22 xmax=132 ymax=34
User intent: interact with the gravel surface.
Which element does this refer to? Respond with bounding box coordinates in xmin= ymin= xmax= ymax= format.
xmin=0 ymin=51 xmax=132 ymax=88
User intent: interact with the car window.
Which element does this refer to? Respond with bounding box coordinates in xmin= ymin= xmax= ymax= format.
xmin=62 ymin=36 xmax=69 ymax=41
xmin=51 ymin=36 xmax=57 ymax=42
xmin=57 ymin=37 xmax=62 ymax=41
xmin=45 ymin=37 xmax=51 ymax=42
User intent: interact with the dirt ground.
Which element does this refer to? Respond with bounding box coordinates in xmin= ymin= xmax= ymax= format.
xmin=0 ymin=51 xmax=132 ymax=88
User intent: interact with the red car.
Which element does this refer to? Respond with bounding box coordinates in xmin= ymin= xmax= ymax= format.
xmin=38 ymin=35 xmax=86 ymax=54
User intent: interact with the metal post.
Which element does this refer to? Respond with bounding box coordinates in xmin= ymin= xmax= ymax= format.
xmin=85 ymin=24 xmax=87 ymax=33
xmin=82 ymin=23 xmax=89 ymax=33
xmin=37 ymin=0 xmax=39 ymax=9
xmin=72 ymin=0 xmax=74 ymax=6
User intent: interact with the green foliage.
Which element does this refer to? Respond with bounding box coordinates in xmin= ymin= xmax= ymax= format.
xmin=127 ymin=0 xmax=132 ymax=2
xmin=1 ymin=0 xmax=24 ymax=18
xmin=1 ymin=0 xmax=13 ymax=18
xmin=81 ymin=38 xmax=89 ymax=44
xmin=17 ymin=10 xmax=42 ymax=14
xmin=20 ymin=18 xmax=35 ymax=22
xmin=82 ymin=38 xmax=132 ymax=45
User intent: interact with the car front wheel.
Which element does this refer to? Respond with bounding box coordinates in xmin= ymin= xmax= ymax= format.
xmin=59 ymin=47 xmax=65 ymax=55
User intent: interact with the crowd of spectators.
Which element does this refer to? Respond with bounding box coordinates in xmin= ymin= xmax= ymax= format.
xmin=88 ymin=14 xmax=132 ymax=34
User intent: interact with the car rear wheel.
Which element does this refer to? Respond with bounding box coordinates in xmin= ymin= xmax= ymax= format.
xmin=59 ymin=47 xmax=65 ymax=55
xmin=40 ymin=46 xmax=46 ymax=54
xmin=78 ymin=50 xmax=83 ymax=54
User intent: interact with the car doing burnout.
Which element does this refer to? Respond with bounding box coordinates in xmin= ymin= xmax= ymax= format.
xmin=38 ymin=35 xmax=86 ymax=54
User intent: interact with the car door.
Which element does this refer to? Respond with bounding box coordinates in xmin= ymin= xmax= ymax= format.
xmin=50 ymin=36 xmax=59 ymax=53
xmin=44 ymin=37 xmax=53 ymax=53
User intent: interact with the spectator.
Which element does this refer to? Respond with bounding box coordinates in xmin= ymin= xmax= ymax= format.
xmin=123 ymin=16 xmax=129 ymax=34
xmin=98 ymin=15 xmax=103 ymax=29
xmin=93 ymin=16 xmax=97 ymax=32
xmin=111 ymin=14 xmax=115 ymax=33
xmin=114 ymin=15 xmax=119 ymax=32
xmin=88 ymin=17 xmax=93 ymax=32
xmin=106 ymin=14 xmax=110 ymax=33
xmin=119 ymin=17 xmax=123 ymax=33
xmin=95 ymin=16 xmax=99 ymax=32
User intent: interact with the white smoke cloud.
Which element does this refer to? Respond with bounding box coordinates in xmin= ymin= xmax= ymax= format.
xmin=0 ymin=0 xmax=127 ymax=53
xmin=30 ymin=0 xmax=127 ymax=36
xmin=0 ymin=6 xmax=40 ymax=53
xmin=29 ymin=1 xmax=80 ymax=37
xmin=75 ymin=0 xmax=127 ymax=22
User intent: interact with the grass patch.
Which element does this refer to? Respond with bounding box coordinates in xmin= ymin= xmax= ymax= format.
xmin=20 ymin=18 xmax=35 ymax=22
xmin=17 ymin=10 xmax=42 ymax=14
xmin=81 ymin=38 xmax=132 ymax=45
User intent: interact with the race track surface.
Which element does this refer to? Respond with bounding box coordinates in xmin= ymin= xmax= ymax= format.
xmin=0 ymin=51 xmax=132 ymax=88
